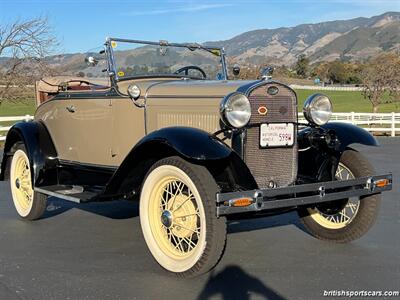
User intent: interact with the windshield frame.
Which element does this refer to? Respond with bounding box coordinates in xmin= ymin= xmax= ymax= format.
xmin=104 ymin=37 xmax=228 ymax=83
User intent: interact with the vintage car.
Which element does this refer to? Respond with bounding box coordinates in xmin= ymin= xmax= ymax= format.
xmin=0 ymin=38 xmax=392 ymax=277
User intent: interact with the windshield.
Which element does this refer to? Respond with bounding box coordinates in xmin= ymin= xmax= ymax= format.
xmin=107 ymin=39 xmax=226 ymax=80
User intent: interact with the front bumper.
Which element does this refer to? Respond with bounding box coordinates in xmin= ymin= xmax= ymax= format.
xmin=216 ymin=174 xmax=392 ymax=216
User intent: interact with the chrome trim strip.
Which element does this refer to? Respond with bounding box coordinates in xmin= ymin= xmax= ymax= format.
xmin=58 ymin=159 xmax=118 ymax=171
xmin=34 ymin=187 xmax=81 ymax=203
xmin=221 ymin=47 xmax=228 ymax=80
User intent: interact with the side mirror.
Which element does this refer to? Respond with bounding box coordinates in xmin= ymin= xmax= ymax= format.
xmin=85 ymin=56 xmax=99 ymax=67
xmin=232 ymin=64 xmax=241 ymax=76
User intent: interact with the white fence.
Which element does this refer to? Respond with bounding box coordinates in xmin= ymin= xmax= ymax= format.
xmin=290 ymin=84 xmax=364 ymax=91
xmin=298 ymin=112 xmax=399 ymax=136
xmin=0 ymin=113 xmax=399 ymax=141
xmin=0 ymin=115 xmax=34 ymax=141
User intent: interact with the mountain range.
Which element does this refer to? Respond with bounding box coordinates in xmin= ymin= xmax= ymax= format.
xmin=206 ymin=11 xmax=400 ymax=66
xmin=1 ymin=11 xmax=399 ymax=76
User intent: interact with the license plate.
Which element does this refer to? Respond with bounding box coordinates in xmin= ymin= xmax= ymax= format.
xmin=260 ymin=123 xmax=294 ymax=147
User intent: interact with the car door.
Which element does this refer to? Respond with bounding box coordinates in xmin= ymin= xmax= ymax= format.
xmin=36 ymin=97 xmax=81 ymax=163
xmin=66 ymin=94 xmax=114 ymax=166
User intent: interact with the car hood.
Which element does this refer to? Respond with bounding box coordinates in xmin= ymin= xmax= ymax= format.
xmin=145 ymin=79 xmax=256 ymax=98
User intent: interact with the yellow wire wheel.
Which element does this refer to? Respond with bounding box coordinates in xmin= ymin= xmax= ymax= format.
xmin=140 ymin=165 xmax=206 ymax=272
xmin=9 ymin=144 xmax=47 ymax=220
xmin=298 ymin=149 xmax=380 ymax=243
xmin=307 ymin=162 xmax=360 ymax=229
xmin=140 ymin=157 xmax=226 ymax=276
xmin=10 ymin=149 xmax=34 ymax=217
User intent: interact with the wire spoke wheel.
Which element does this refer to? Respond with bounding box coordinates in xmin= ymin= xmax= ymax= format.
xmin=307 ymin=162 xmax=360 ymax=229
xmin=140 ymin=157 xmax=226 ymax=276
xmin=150 ymin=177 xmax=202 ymax=258
xmin=298 ymin=149 xmax=381 ymax=242
xmin=10 ymin=149 xmax=34 ymax=217
xmin=9 ymin=144 xmax=47 ymax=220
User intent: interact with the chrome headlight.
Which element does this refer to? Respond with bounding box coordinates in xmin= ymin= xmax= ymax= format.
xmin=303 ymin=94 xmax=332 ymax=126
xmin=127 ymin=84 xmax=141 ymax=100
xmin=220 ymin=92 xmax=251 ymax=128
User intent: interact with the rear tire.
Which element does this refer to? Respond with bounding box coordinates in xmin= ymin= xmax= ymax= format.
xmin=139 ymin=156 xmax=226 ymax=277
xmin=9 ymin=143 xmax=47 ymax=220
xmin=298 ymin=149 xmax=381 ymax=243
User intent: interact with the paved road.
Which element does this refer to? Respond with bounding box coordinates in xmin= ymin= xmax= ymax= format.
xmin=0 ymin=138 xmax=399 ymax=300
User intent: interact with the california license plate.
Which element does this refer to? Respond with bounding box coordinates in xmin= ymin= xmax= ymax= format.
xmin=260 ymin=123 xmax=294 ymax=147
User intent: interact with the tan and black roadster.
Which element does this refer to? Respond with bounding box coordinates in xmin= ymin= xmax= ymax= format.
xmin=0 ymin=38 xmax=392 ymax=277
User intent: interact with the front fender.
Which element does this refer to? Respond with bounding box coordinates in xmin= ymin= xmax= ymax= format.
xmin=297 ymin=122 xmax=379 ymax=182
xmin=0 ymin=121 xmax=57 ymax=186
xmin=104 ymin=127 xmax=255 ymax=196
xmin=322 ymin=122 xmax=379 ymax=152
xmin=138 ymin=127 xmax=232 ymax=160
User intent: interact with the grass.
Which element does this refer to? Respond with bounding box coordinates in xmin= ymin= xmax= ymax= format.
xmin=0 ymin=99 xmax=36 ymax=117
xmin=0 ymin=90 xmax=399 ymax=117
xmin=0 ymin=99 xmax=36 ymax=148
xmin=296 ymin=90 xmax=400 ymax=113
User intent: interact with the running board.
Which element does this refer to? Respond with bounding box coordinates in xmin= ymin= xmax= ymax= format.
xmin=35 ymin=185 xmax=103 ymax=203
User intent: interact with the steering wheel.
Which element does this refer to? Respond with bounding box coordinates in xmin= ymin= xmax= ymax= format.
xmin=174 ymin=66 xmax=207 ymax=79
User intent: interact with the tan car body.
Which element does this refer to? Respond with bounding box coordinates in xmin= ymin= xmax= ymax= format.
xmin=35 ymin=78 xmax=250 ymax=167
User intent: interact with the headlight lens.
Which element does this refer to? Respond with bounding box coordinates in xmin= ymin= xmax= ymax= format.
xmin=220 ymin=92 xmax=251 ymax=128
xmin=127 ymin=84 xmax=141 ymax=100
xmin=303 ymin=94 xmax=332 ymax=125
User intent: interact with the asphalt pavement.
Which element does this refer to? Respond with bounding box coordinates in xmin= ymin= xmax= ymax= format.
xmin=0 ymin=138 xmax=399 ymax=300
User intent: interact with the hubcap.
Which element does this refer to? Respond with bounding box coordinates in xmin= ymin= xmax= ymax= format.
xmin=149 ymin=177 xmax=202 ymax=258
xmin=161 ymin=210 xmax=173 ymax=228
xmin=15 ymin=178 xmax=21 ymax=189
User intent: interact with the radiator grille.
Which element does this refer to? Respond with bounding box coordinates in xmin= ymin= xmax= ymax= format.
xmin=245 ymin=83 xmax=298 ymax=188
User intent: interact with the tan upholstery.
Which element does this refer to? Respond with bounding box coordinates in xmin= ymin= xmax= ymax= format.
xmin=36 ymin=76 xmax=110 ymax=93
xmin=36 ymin=76 xmax=110 ymax=105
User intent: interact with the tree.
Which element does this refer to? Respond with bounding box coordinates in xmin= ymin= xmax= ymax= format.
xmin=362 ymin=53 xmax=400 ymax=113
xmin=294 ymin=54 xmax=309 ymax=78
xmin=327 ymin=61 xmax=348 ymax=84
xmin=312 ymin=62 xmax=330 ymax=83
xmin=0 ymin=17 xmax=57 ymax=104
xmin=312 ymin=61 xmax=363 ymax=85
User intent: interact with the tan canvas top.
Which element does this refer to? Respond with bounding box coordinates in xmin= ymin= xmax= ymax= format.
xmin=37 ymin=76 xmax=110 ymax=93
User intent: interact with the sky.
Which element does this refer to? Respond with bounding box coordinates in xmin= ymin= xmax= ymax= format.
xmin=1 ymin=0 xmax=400 ymax=54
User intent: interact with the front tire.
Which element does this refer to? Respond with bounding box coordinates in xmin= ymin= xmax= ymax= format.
xmin=9 ymin=143 xmax=47 ymax=220
xmin=298 ymin=149 xmax=381 ymax=243
xmin=139 ymin=156 xmax=226 ymax=277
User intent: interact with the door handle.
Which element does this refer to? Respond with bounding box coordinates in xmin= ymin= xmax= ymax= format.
xmin=66 ymin=105 xmax=76 ymax=113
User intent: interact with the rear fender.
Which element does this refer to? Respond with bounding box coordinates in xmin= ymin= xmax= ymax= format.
xmin=0 ymin=121 xmax=58 ymax=186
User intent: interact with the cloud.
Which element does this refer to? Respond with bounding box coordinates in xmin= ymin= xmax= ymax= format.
xmin=124 ymin=3 xmax=233 ymax=16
